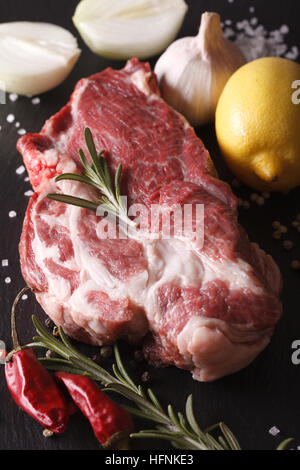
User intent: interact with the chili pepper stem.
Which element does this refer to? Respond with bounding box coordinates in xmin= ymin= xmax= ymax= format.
xmin=10 ymin=286 xmax=31 ymax=350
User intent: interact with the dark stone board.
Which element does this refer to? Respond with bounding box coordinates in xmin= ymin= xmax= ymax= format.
xmin=0 ymin=0 xmax=300 ymax=451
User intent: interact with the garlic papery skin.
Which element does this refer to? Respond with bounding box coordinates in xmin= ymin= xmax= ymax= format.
xmin=154 ymin=12 xmax=246 ymax=126
xmin=0 ymin=22 xmax=81 ymax=96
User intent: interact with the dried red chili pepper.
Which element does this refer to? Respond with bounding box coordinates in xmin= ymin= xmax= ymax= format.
xmin=5 ymin=287 xmax=69 ymax=434
xmin=55 ymin=372 xmax=134 ymax=449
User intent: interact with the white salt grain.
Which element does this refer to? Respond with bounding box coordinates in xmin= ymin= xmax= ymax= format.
xmin=269 ymin=426 xmax=280 ymax=436
xmin=1 ymin=259 xmax=8 ymax=267
xmin=223 ymin=18 xmax=299 ymax=62
xmin=24 ymin=176 xmax=30 ymax=182
xmin=249 ymin=7 xmax=255 ymax=13
xmin=5 ymin=277 xmax=11 ymax=284
xmin=224 ymin=27 xmax=235 ymax=38
xmin=24 ymin=190 xmax=34 ymax=197
xmin=9 ymin=93 xmax=18 ymax=102
xmin=6 ymin=114 xmax=15 ymax=123
xmin=17 ymin=128 xmax=26 ymax=135
xmin=9 ymin=210 xmax=17 ymax=218
xmin=0 ymin=125 xmax=2 ymax=131
xmin=16 ymin=165 xmax=25 ymax=175
xmin=280 ymin=25 xmax=289 ymax=34
xmin=15 ymin=122 xmax=20 ymax=128
xmin=22 ymin=294 xmax=28 ymax=300
xmin=285 ymin=46 xmax=299 ymax=60
xmin=31 ymin=97 xmax=40 ymax=105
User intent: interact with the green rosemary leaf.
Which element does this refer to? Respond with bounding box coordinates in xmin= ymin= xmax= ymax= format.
xmin=47 ymin=127 xmax=134 ymax=227
xmin=84 ymin=127 xmax=99 ymax=163
xmin=218 ymin=435 xmax=230 ymax=450
xmin=122 ymin=405 xmax=154 ymax=421
xmin=27 ymin=313 xmax=242 ymax=451
xmin=84 ymin=127 xmax=107 ymax=182
xmin=168 ymin=404 xmax=181 ymax=428
xmin=55 ymin=173 xmax=96 ymax=188
xmin=32 ymin=315 xmax=58 ymax=343
xmin=131 ymin=430 xmax=181 ymax=439
xmin=113 ymin=343 xmax=137 ymax=390
xmin=78 ymin=148 xmax=90 ymax=170
xmin=219 ymin=423 xmax=241 ymax=450
xmin=58 ymin=326 xmax=77 ymax=351
xmin=112 ymin=363 xmax=129 ymax=386
xmin=47 ymin=193 xmax=98 ymax=211
xmin=277 ymin=438 xmax=294 ymax=450
xmin=170 ymin=440 xmax=196 ymax=450
xmin=177 ymin=412 xmax=194 ymax=437
xmin=185 ymin=394 xmax=202 ymax=437
xmin=102 ymin=157 xmax=113 ymax=191
xmin=147 ymin=389 xmax=164 ymax=413
xmin=204 ymin=433 xmax=224 ymax=451
xmin=39 ymin=358 xmax=86 ymax=376
xmin=115 ymin=164 xmax=122 ymax=191
xmin=138 ymin=384 xmax=147 ymax=399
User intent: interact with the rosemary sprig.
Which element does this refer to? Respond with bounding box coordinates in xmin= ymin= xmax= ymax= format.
xmin=26 ymin=314 xmax=241 ymax=451
xmin=47 ymin=127 xmax=136 ymax=228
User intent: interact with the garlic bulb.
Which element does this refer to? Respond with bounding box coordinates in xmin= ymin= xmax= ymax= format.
xmin=154 ymin=12 xmax=246 ymax=126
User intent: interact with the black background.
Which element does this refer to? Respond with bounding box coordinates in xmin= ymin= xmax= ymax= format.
xmin=0 ymin=0 xmax=300 ymax=451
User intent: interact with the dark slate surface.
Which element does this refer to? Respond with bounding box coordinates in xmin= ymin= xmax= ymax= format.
xmin=0 ymin=0 xmax=300 ymax=451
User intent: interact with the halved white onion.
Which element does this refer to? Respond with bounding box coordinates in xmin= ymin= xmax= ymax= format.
xmin=73 ymin=0 xmax=188 ymax=60
xmin=0 ymin=22 xmax=81 ymax=95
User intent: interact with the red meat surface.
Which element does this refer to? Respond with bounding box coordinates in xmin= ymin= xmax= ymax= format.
xmin=18 ymin=59 xmax=282 ymax=381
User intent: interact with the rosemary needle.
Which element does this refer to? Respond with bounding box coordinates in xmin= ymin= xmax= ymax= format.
xmin=27 ymin=314 xmax=241 ymax=451
xmin=47 ymin=127 xmax=136 ymax=228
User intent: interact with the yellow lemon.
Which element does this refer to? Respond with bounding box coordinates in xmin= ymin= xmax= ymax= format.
xmin=215 ymin=57 xmax=300 ymax=192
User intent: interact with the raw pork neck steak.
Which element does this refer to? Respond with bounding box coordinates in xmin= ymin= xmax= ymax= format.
xmin=18 ymin=58 xmax=282 ymax=382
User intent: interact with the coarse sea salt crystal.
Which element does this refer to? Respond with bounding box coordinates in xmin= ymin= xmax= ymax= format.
xmin=8 ymin=210 xmax=17 ymax=218
xmin=6 ymin=114 xmax=15 ymax=123
xmin=16 ymin=165 xmax=25 ymax=175
xmin=0 ymin=125 xmax=2 ymax=131
xmin=17 ymin=128 xmax=26 ymax=135
xmin=269 ymin=426 xmax=280 ymax=436
xmin=249 ymin=6 xmax=255 ymax=13
xmin=24 ymin=176 xmax=30 ymax=182
xmin=224 ymin=27 xmax=235 ymax=38
xmin=24 ymin=190 xmax=34 ymax=197
xmin=5 ymin=277 xmax=11 ymax=284
xmin=31 ymin=97 xmax=40 ymax=105
xmin=285 ymin=46 xmax=299 ymax=60
xmin=9 ymin=93 xmax=18 ymax=102
xmin=15 ymin=122 xmax=20 ymax=128
xmin=22 ymin=294 xmax=28 ymax=300
xmin=226 ymin=18 xmax=299 ymax=62
xmin=280 ymin=24 xmax=289 ymax=34
xmin=1 ymin=259 xmax=8 ymax=267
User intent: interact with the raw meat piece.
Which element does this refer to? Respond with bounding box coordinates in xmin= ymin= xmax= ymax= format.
xmin=18 ymin=58 xmax=282 ymax=382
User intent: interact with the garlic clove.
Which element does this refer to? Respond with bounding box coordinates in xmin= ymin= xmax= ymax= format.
xmin=155 ymin=12 xmax=246 ymax=126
